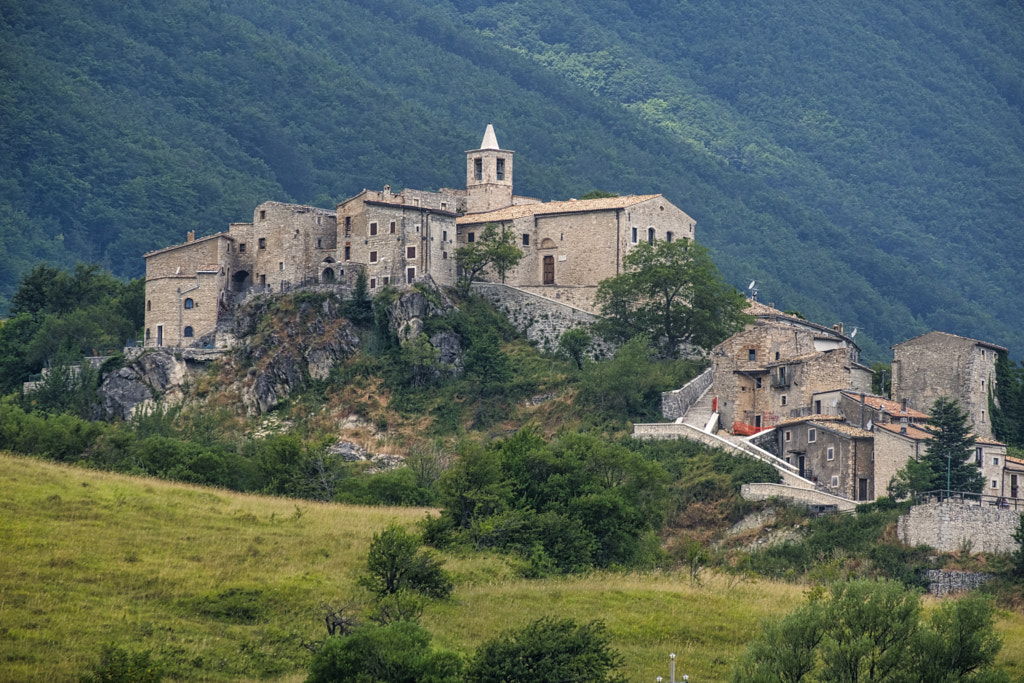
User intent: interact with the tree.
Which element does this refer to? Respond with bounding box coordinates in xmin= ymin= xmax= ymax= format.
xmin=733 ymin=581 xmax=1008 ymax=683
xmin=594 ymin=239 xmax=749 ymax=358
xmin=1011 ymin=513 xmax=1024 ymax=580
xmin=558 ymin=327 xmax=593 ymax=370
xmin=454 ymin=223 xmax=523 ymax=295
xmin=468 ymin=617 xmax=625 ymax=683
xmin=889 ymin=397 xmax=983 ymax=498
xmin=992 ymin=352 xmax=1024 ymax=449
xmin=306 ymin=621 xmax=463 ymax=683
xmin=358 ymin=522 xmax=453 ymax=600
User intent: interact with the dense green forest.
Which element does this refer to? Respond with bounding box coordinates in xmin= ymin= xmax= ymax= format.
xmin=2 ymin=0 xmax=1022 ymax=359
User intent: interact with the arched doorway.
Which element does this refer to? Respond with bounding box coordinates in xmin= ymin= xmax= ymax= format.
xmin=322 ymin=267 xmax=335 ymax=283
xmin=231 ymin=270 xmax=252 ymax=292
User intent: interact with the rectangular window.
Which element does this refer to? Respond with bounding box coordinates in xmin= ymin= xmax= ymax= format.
xmin=785 ymin=430 xmax=792 ymax=442
xmin=407 ymin=267 xmax=415 ymax=284
xmin=407 ymin=246 xmax=416 ymax=259
xmin=441 ymin=202 xmax=448 ymax=211
xmin=344 ymin=246 xmax=351 ymax=260
xmin=258 ymin=238 xmax=266 ymax=249
xmin=468 ymin=232 xmax=475 ymax=243
xmin=992 ymin=479 xmax=999 ymax=489
xmin=259 ymin=209 xmax=266 ymax=220
xmin=827 ymin=447 xmax=835 ymax=461
xmin=279 ymin=262 xmax=284 ymax=271
xmin=390 ymin=221 xmax=396 ymax=234
xmin=317 ymin=238 xmax=323 ymax=249
xmin=631 ymin=227 xmax=638 ymax=243
xmin=370 ymin=278 xmax=376 ymax=289
xmin=982 ymin=410 xmax=986 ymax=422
xmin=755 ymin=377 xmax=762 ymax=389
xmin=977 ymin=448 xmax=984 ymax=465
xmin=781 ymin=395 xmax=788 ymax=406
xmin=993 ymin=457 xmax=1000 ymax=466
xmin=383 ymin=277 xmax=390 ymax=285
xmin=808 ymin=428 xmax=817 ymax=443
xmin=370 ymin=222 xmax=378 ymax=236
xmin=496 ymin=158 xmax=505 ymax=180
xmin=442 ymin=252 xmax=448 ymax=260
xmin=239 ymin=243 xmax=246 ymax=252
xmin=474 ymin=158 xmax=482 ymax=181
xmin=443 ymin=230 xmax=448 ymax=242
xmin=345 ymin=216 xmax=351 ymax=235
xmin=748 ymin=349 xmax=756 ymax=361
xmin=831 ymin=476 xmax=839 ymax=488
xmin=523 ymin=234 xmax=530 ymax=246
xmin=370 ymin=251 xmax=378 ymax=263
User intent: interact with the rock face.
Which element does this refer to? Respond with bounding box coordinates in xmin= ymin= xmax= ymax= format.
xmin=383 ymin=277 xmax=464 ymax=376
xmin=96 ymin=350 xmax=190 ymax=420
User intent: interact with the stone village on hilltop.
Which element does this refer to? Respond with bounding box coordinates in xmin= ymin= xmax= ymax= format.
xmin=141 ymin=125 xmax=1022 ymax=541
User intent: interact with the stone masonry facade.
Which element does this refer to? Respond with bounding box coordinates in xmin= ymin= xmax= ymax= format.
xmin=145 ymin=125 xmax=696 ymax=347
xmin=898 ymin=500 xmax=1022 ymax=554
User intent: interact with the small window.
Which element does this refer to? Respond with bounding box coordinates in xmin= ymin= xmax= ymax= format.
xmin=370 ymin=251 xmax=378 ymax=263
xmin=785 ymin=430 xmax=792 ymax=442
xmin=666 ymin=231 xmax=673 ymax=243
xmin=993 ymin=457 xmax=1000 ymax=466
xmin=145 ymin=328 xmax=150 ymax=340
xmin=344 ymin=246 xmax=351 ymax=260
xmin=474 ymin=158 xmax=482 ymax=181
xmin=407 ymin=267 xmax=415 ymax=284
xmin=317 ymin=238 xmax=323 ymax=249
xmin=260 ymin=274 xmax=266 ymax=285
xmin=977 ymin=448 xmax=984 ymax=466
xmin=781 ymin=395 xmax=788 ymax=406
xmin=183 ymin=326 xmax=194 ymax=338
xmin=468 ymin=232 xmax=475 ymax=243
xmin=407 ymin=246 xmax=416 ymax=259
xmin=827 ymin=447 xmax=835 ymax=461
xmin=992 ymin=479 xmax=999 ymax=489
xmin=258 ymin=238 xmax=266 ymax=250
xmin=442 ymin=252 xmax=448 ymax=260
xmin=443 ymin=230 xmax=448 ymax=242
xmin=775 ymin=351 xmax=781 ymax=360
xmin=748 ymin=349 xmax=756 ymax=361
xmin=755 ymin=377 xmax=762 ymax=389
xmin=146 ymin=300 xmax=151 ymax=312
xmin=317 ymin=216 xmax=322 ymax=226
xmin=239 ymin=243 xmax=246 ymax=253
xmin=370 ymin=278 xmax=376 ymax=289
xmin=370 ymin=222 xmax=378 ymax=236
xmin=631 ymin=227 xmax=638 ymax=243
xmin=183 ymin=298 xmax=194 ymax=310
xmin=259 ymin=209 xmax=266 ymax=220
xmin=345 ymin=216 xmax=351 ymax=235
xmin=809 ymin=428 xmax=817 ymax=443
xmin=279 ymin=262 xmax=284 ymax=271
xmin=523 ymin=234 xmax=530 ymax=246
xmin=496 ymin=158 xmax=505 ymax=180
xmin=441 ymin=202 xmax=448 ymax=211
xmin=981 ymin=410 xmax=986 ymax=422
xmin=648 ymin=227 xmax=655 ymax=245
xmin=831 ymin=476 xmax=839 ymax=488
xmin=390 ymin=221 xmax=396 ymax=234
xmin=383 ymin=277 xmax=390 ymax=285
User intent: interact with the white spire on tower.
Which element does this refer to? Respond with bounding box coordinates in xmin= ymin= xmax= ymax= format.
xmin=480 ymin=124 xmax=500 ymax=150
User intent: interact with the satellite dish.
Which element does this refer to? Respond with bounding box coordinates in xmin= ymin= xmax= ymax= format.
xmin=866 ymin=420 xmax=873 ymax=430
xmin=850 ymin=327 xmax=858 ymax=338
xmin=748 ymin=280 xmax=756 ymax=290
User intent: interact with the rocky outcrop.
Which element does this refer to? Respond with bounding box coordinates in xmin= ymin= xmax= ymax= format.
xmin=383 ymin=278 xmax=464 ymax=376
xmin=96 ymin=350 xmax=191 ymax=420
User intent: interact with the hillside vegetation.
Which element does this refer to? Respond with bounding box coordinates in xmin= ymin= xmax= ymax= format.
xmin=2 ymin=0 xmax=1023 ymax=358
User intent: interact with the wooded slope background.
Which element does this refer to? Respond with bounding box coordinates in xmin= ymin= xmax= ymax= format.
xmin=2 ymin=0 xmax=1022 ymax=360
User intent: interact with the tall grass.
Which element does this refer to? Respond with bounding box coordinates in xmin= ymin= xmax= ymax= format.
xmin=2 ymin=452 xmax=1023 ymax=682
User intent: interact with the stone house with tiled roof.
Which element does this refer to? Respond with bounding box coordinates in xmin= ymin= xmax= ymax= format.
xmin=776 ymin=415 xmax=875 ymax=500
xmin=892 ymin=331 xmax=1006 ymax=440
xmin=143 ymin=125 xmax=697 ymax=346
xmin=810 ymin=389 xmax=930 ymax=429
xmin=709 ymin=300 xmax=872 ymax=434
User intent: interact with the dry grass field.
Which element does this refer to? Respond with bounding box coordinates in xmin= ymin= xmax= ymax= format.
xmin=2 ymin=452 xmax=1023 ymax=682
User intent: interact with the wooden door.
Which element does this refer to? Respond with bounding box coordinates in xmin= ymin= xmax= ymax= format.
xmin=543 ymin=255 xmax=554 ymax=285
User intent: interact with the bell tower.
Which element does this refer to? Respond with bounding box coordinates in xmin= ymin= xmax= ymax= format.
xmin=465 ymin=124 xmax=513 ymax=214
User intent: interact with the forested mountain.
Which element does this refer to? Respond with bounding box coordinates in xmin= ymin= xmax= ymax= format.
xmin=2 ymin=0 xmax=1022 ymax=359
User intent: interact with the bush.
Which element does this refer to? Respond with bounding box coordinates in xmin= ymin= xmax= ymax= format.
xmin=80 ymin=644 xmax=163 ymax=683
xmin=359 ymin=523 xmax=453 ymax=600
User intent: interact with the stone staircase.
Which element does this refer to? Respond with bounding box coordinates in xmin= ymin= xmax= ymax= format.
xmin=680 ymin=385 xmax=716 ymax=430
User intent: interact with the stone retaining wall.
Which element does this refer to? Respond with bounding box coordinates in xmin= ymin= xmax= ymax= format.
xmin=661 ymin=367 xmax=714 ymax=420
xmin=897 ymin=501 xmax=1022 ymax=553
xmin=472 ymin=283 xmax=613 ymax=356
xmin=923 ymin=570 xmax=992 ymax=597
xmin=741 ymin=483 xmax=858 ymax=512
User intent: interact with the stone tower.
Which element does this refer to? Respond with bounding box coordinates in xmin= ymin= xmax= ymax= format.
xmin=465 ymin=124 xmax=513 ymax=214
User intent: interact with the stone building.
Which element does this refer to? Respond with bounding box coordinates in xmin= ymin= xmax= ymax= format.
xmin=892 ymin=331 xmax=1006 ymax=440
xmin=776 ymin=415 xmax=875 ymax=500
xmin=710 ymin=300 xmax=871 ymax=433
xmin=810 ymin=390 xmax=930 ymax=429
xmin=143 ymin=124 xmax=697 ymax=346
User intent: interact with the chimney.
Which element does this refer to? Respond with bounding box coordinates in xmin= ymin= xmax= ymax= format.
xmin=859 ymin=393 xmax=866 ymax=428
xmin=901 ymin=398 xmax=908 ymax=413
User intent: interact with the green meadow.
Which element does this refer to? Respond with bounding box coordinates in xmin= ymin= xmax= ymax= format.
xmin=3 ymin=452 xmax=1023 ymax=682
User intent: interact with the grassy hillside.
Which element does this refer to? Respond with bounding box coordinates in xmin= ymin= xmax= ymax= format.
xmin=3 ymin=452 xmax=1024 ymax=682
xmin=1 ymin=0 xmax=1023 ymax=358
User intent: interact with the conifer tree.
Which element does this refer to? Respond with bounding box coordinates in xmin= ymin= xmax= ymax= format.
xmin=924 ymin=397 xmax=983 ymax=494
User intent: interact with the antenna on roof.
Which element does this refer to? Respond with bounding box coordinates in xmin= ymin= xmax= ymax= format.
xmin=747 ymin=280 xmax=758 ymax=302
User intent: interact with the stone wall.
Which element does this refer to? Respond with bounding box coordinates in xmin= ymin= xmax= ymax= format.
xmin=740 ymin=483 xmax=858 ymax=512
xmin=897 ymin=500 xmax=1022 ymax=553
xmin=661 ymin=367 xmax=714 ymax=420
xmin=471 ymin=283 xmax=612 ymax=356
xmin=923 ymin=570 xmax=993 ymax=597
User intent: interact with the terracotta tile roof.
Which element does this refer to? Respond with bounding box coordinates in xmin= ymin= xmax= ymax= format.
xmin=1006 ymin=455 xmax=1024 ymax=468
xmin=839 ymin=391 xmax=929 ymax=419
xmin=894 ymin=330 xmax=1007 ymax=353
xmin=817 ymin=422 xmax=874 ymax=439
xmin=776 ymin=414 xmax=846 ymax=427
xmin=457 ymin=194 xmax=664 ymax=224
xmin=143 ymin=231 xmax=231 ymax=258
